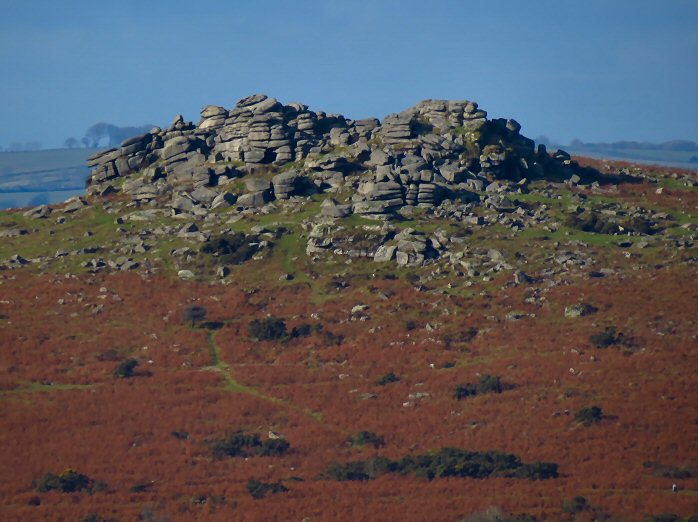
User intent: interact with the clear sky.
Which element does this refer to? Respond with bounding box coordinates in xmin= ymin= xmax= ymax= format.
xmin=1 ymin=0 xmax=697 ymax=149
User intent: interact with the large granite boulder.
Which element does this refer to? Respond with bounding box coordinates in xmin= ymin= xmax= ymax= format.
xmin=320 ymin=198 xmax=352 ymax=218
xmin=272 ymin=171 xmax=304 ymax=199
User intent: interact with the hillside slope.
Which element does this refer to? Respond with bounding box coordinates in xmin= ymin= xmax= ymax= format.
xmin=0 ymin=95 xmax=696 ymax=521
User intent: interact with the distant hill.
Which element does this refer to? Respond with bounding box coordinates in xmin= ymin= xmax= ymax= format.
xmin=0 ymin=148 xmax=103 ymax=210
xmin=558 ymin=139 xmax=698 ymax=167
xmin=0 ymin=148 xmax=103 ymax=186
xmin=569 ymin=139 xmax=698 ymax=152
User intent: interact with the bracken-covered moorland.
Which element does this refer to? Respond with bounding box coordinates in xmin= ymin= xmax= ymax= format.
xmin=0 ymin=95 xmax=697 ymax=521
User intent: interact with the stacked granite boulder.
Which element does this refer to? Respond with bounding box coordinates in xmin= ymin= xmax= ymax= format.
xmin=85 ymin=93 xmax=594 ymax=218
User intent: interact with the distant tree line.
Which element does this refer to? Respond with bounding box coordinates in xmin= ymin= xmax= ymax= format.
xmin=0 ymin=120 xmax=155 ymax=153
xmin=62 ymin=121 xmax=156 ymax=150
xmin=0 ymin=141 xmax=43 ymax=152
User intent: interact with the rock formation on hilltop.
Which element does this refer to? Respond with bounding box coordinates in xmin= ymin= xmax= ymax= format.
xmin=85 ymin=94 xmax=595 ymax=219
xmin=3 ymin=94 xmax=694 ymax=280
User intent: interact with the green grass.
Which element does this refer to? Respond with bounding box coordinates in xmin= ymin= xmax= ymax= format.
xmin=517 ymin=226 xmax=633 ymax=247
xmin=275 ymin=232 xmax=309 ymax=282
xmin=0 ymin=205 xmax=120 ymax=260
xmin=512 ymin=192 xmax=560 ymax=206
xmin=664 ymin=225 xmax=698 ymax=237
xmin=658 ymin=177 xmax=698 ymax=192
xmin=670 ymin=210 xmax=697 ymax=227
xmin=1 ymin=155 xmax=693 ymax=283
xmin=340 ymin=212 xmax=384 ymax=228
xmin=0 ymin=202 xmax=218 ymax=275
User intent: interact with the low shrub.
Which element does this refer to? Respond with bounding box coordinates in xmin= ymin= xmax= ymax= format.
xmin=246 ymin=479 xmax=288 ymax=499
xmin=376 ymin=372 xmax=399 ymax=386
xmin=454 ymin=375 xmax=503 ymax=400
xmin=511 ymin=461 xmax=561 ymax=480
xmin=478 ymin=374 xmax=503 ymax=394
xmin=589 ymin=327 xmax=619 ymax=348
xmin=258 ymin=438 xmax=291 ymax=457
xmin=327 ymin=448 xmax=558 ymax=482
xmin=209 ymin=430 xmax=290 ymax=459
xmin=443 ymin=327 xmax=479 ymax=349
xmin=349 ymin=431 xmax=385 ymax=449
xmin=200 ymin=320 xmax=224 ymax=330
xmin=248 ymin=317 xmax=287 ymax=341
xmin=590 ymin=326 xmax=634 ymax=351
xmin=129 ymin=482 xmax=152 ymax=493
xmin=323 ymin=330 xmax=345 ymax=345
xmin=564 ymin=212 xmax=618 ymax=234
xmin=289 ymin=323 xmax=322 ymax=339
xmin=35 ymin=469 xmax=93 ymax=493
xmin=290 ymin=323 xmax=313 ymax=338
xmin=209 ymin=431 xmax=261 ymax=458
xmin=182 ymin=305 xmax=207 ymax=326
xmin=626 ymin=215 xmax=656 ymax=235
xmin=114 ymin=358 xmax=138 ymax=378
xmin=644 ymin=461 xmax=696 ymax=479
xmin=562 ymin=496 xmax=588 ymax=514
xmin=454 ymin=383 xmax=478 ymax=400
xmin=200 ymin=233 xmax=259 ymax=265
xmin=575 ymin=405 xmax=603 ymax=425
xmin=326 ymin=457 xmax=395 ymax=481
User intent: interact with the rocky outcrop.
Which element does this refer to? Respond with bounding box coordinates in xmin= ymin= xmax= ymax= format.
xmin=85 ymin=94 xmax=597 ymax=219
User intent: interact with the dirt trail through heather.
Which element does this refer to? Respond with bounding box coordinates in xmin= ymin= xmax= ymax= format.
xmin=205 ymin=330 xmax=345 ymax=434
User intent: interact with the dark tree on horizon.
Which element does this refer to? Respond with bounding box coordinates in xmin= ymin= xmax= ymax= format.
xmin=84 ymin=122 xmax=155 ymax=148
xmin=63 ymin=137 xmax=79 ymax=149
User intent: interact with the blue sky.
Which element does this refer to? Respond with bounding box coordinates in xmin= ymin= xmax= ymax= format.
xmin=1 ymin=0 xmax=697 ymax=148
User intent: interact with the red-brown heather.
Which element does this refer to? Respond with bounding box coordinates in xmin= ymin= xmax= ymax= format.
xmin=1 ymin=264 xmax=697 ymax=521
xmin=0 ymin=154 xmax=697 ymax=521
